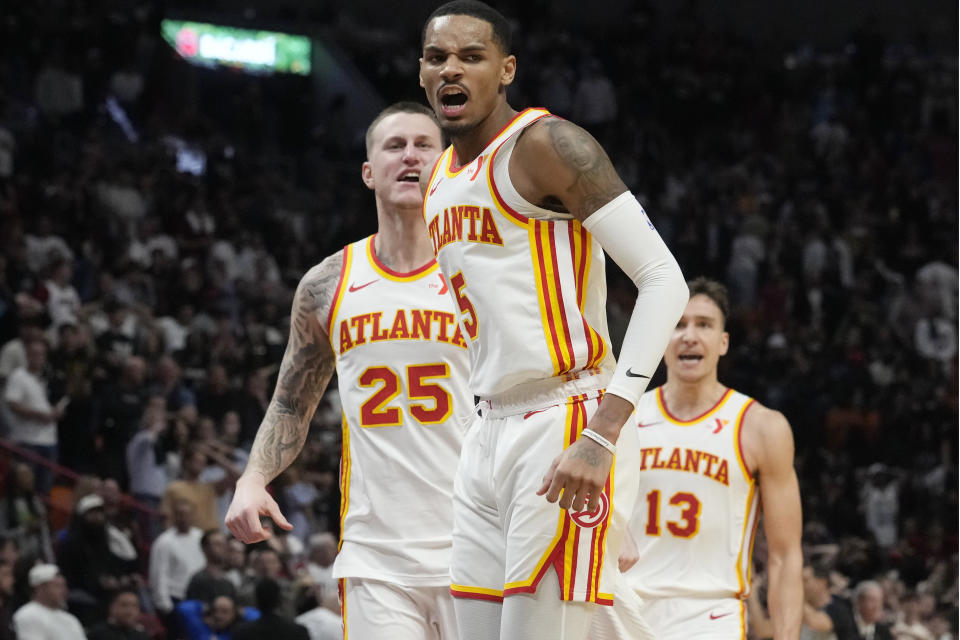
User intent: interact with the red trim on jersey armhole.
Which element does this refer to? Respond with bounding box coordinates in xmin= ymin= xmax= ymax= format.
xmin=367 ymin=234 xmax=436 ymax=278
xmin=422 ymin=153 xmax=445 ymax=223
xmin=736 ymin=399 xmax=757 ymax=482
xmin=325 ymin=246 xmax=351 ymax=337
xmin=658 ymin=387 xmax=733 ymax=424
xmin=486 ymin=110 xmax=553 ymax=225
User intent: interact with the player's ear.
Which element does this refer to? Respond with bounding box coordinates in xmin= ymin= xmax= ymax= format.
xmin=418 ymin=59 xmax=425 ymax=88
xmin=361 ymin=161 xmax=375 ymax=190
xmin=719 ymin=331 xmax=730 ymax=357
xmin=500 ymin=55 xmax=516 ymax=87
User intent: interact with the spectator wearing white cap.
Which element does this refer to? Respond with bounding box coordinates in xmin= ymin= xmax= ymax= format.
xmin=12 ymin=563 xmax=85 ymax=640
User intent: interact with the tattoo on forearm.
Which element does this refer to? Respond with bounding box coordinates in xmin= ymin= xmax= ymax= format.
xmin=247 ymin=253 xmax=342 ymax=482
xmin=545 ymin=119 xmax=626 ymax=220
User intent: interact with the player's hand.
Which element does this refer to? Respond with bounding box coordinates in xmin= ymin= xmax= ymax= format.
xmin=537 ymin=437 xmax=613 ymax=513
xmin=225 ymin=474 xmax=293 ymax=543
xmin=618 ymin=529 xmax=640 ymax=573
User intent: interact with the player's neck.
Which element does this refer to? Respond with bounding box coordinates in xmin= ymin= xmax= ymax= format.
xmin=661 ymin=378 xmax=727 ymax=421
xmin=375 ymin=208 xmax=436 ymax=273
xmin=450 ymin=102 xmax=517 ymax=166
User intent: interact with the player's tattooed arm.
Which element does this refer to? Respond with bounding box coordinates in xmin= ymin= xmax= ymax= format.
xmin=511 ymin=116 xmax=627 ymax=221
xmin=245 ymin=251 xmax=343 ymax=484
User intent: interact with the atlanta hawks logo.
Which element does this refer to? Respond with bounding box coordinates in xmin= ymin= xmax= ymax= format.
xmin=570 ymin=492 xmax=610 ymax=529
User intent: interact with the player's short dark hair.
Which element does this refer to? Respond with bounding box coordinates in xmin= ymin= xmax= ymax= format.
xmin=364 ymin=101 xmax=440 ymax=157
xmin=254 ymin=577 xmax=282 ymax=613
xmin=107 ymin=587 xmax=140 ymax=607
xmin=805 ymin=561 xmax=831 ymax=582
xmin=423 ymin=0 xmax=512 ymax=55
xmin=686 ymin=277 xmax=730 ymax=327
xmin=200 ymin=529 xmax=223 ymax=551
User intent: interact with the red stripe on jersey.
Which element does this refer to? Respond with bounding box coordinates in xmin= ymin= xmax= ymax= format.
xmin=569 ymin=222 xmax=596 ymax=369
xmin=534 ymin=221 xmax=568 ymax=373
xmin=548 ymin=223 xmax=576 ymax=373
xmin=487 ymin=143 xmax=530 ymax=225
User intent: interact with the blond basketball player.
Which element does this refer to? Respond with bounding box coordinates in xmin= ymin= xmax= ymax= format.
xmin=419 ymin=2 xmax=688 ymax=638
xmin=612 ymin=278 xmax=803 ymax=639
xmin=226 ymin=102 xmax=471 ymax=639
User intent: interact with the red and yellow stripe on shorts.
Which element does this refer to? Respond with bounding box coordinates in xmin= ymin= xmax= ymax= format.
xmin=503 ymin=393 xmax=615 ymax=604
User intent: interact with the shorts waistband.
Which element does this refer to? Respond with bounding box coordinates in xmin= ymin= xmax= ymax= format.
xmin=477 ymin=369 xmax=610 ymax=418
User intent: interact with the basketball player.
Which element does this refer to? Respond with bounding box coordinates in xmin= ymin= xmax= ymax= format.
xmin=612 ymin=278 xmax=803 ymax=638
xmin=226 ymin=102 xmax=471 ymax=639
xmin=419 ymin=2 xmax=688 ymax=638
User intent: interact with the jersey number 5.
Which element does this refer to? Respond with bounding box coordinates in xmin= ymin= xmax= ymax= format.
xmin=358 ymin=363 xmax=452 ymax=428
xmin=644 ymin=490 xmax=701 ymax=538
xmin=449 ymin=271 xmax=478 ymax=340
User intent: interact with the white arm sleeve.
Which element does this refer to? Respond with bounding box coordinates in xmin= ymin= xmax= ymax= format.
xmin=583 ymin=191 xmax=688 ymax=407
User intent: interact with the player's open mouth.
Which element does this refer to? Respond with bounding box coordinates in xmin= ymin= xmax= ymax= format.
xmin=397 ymin=171 xmax=420 ymax=183
xmin=678 ymin=355 xmax=703 ymax=362
xmin=439 ymin=89 xmax=468 ymax=117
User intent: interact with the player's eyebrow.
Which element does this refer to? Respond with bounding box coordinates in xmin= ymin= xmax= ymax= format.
xmin=423 ymin=43 xmax=487 ymax=54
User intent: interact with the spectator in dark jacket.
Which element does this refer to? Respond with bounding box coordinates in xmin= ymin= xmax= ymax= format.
xmin=233 ymin=578 xmax=308 ymax=640
xmin=186 ymin=530 xmax=236 ymax=603
xmin=85 ymin=588 xmax=149 ymax=640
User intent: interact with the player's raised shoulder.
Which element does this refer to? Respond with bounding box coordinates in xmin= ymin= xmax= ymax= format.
xmin=296 ymin=249 xmax=346 ymax=327
xmin=741 ymin=400 xmax=795 ymax=473
xmin=512 ymin=116 xmax=627 ymax=221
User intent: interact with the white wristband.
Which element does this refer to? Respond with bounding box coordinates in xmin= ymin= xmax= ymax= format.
xmin=580 ymin=428 xmax=617 ymax=455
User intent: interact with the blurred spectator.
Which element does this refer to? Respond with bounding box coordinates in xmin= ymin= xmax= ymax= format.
xmin=186 ymin=530 xmax=236 ymax=603
xmin=49 ymin=321 xmax=97 ymax=474
xmin=0 ymin=318 xmax=45 ymax=386
xmin=852 ymin=580 xmax=893 ymax=640
xmin=233 ymin=577 xmax=308 ymax=640
xmin=304 ymin=533 xmax=338 ymax=599
xmin=125 ymin=396 xmax=170 ymax=540
xmin=224 ymin=538 xmax=248 ymax=591
xmin=161 ymin=448 xmax=223 ymax=533
xmin=176 ymin=594 xmax=259 ymax=640
xmin=85 ymin=587 xmax=150 ymax=640
xmin=196 ymin=363 xmax=236 ymax=424
xmin=56 ymin=493 xmax=140 ymax=624
xmin=293 ymin=581 xmax=341 ymax=640
xmin=237 ymin=548 xmax=294 ymax=619
xmin=148 ymin=499 xmax=203 ymax=619
xmin=12 ymin=564 xmax=85 ymax=640
xmin=802 ymin=562 xmax=858 ymax=639
xmin=235 ymin=371 xmax=269 ymax=447
xmin=3 ymin=337 xmax=65 ymax=496
xmin=861 ymin=464 xmax=901 ymax=551
xmin=891 ymin=592 xmax=936 ymax=640
xmin=38 ymin=258 xmax=80 ymax=335
xmin=0 ymin=561 xmax=14 ymax=640
xmin=0 ymin=462 xmax=54 ymax=562
xmin=95 ymin=355 xmax=149 ymax=487
xmin=150 ymin=356 xmax=196 ymax=413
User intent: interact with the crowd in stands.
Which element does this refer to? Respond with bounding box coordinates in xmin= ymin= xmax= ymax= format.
xmin=0 ymin=1 xmax=955 ymax=638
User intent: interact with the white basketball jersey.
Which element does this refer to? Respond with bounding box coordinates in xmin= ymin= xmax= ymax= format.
xmin=625 ymin=387 xmax=760 ymax=599
xmin=422 ymin=108 xmax=616 ymax=399
xmin=328 ymin=235 xmax=472 ymax=586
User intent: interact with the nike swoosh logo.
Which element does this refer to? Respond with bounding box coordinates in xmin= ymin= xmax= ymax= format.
xmin=348 ymin=280 xmax=378 ymax=292
xmin=429 ymin=179 xmax=442 ymax=195
xmin=637 ymin=422 xmax=662 ymax=428
xmin=625 ymin=368 xmax=649 ymax=379
xmin=709 ymin=612 xmax=733 ymax=620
